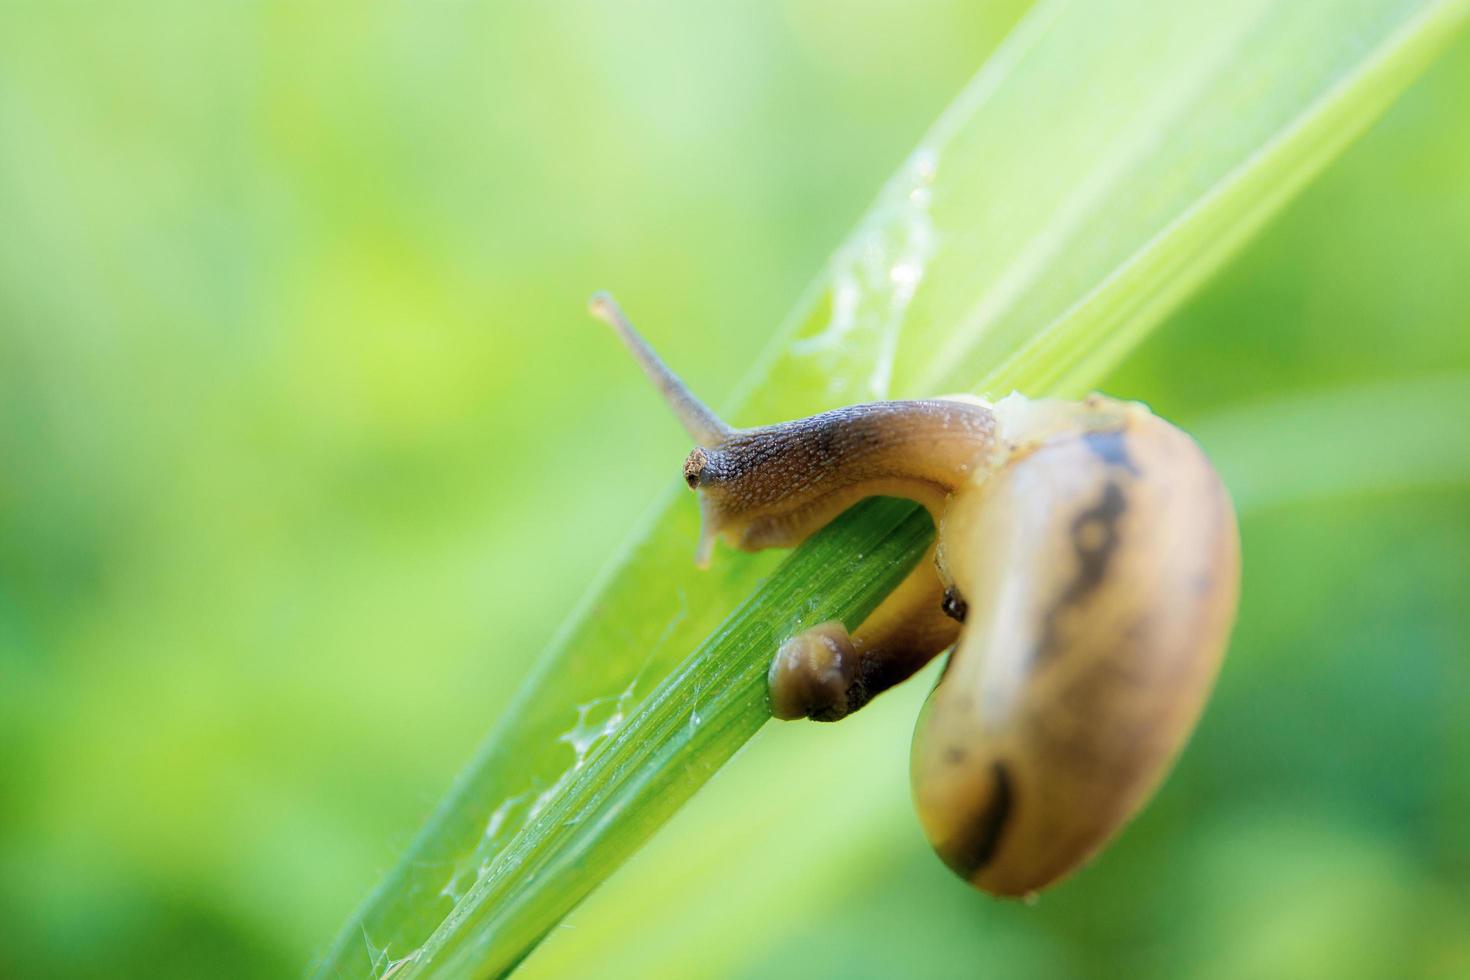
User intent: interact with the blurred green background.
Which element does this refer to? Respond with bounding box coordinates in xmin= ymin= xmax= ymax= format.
xmin=2 ymin=2 xmax=1468 ymax=978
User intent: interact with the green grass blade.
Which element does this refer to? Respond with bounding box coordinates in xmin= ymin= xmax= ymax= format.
xmin=314 ymin=1 xmax=1470 ymax=976
xmin=414 ymin=499 xmax=933 ymax=979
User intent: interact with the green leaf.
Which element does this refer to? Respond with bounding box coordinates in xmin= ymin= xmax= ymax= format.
xmin=314 ymin=1 xmax=1470 ymax=976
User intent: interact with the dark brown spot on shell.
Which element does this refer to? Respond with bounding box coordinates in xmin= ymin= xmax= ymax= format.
xmin=1032 ymin=481 xmax=1127 ymax=664
xmin=1070 ymin=482 xmax=1126 ymax=596
xmin=943 ymin=761 xmax=1014 ymax=877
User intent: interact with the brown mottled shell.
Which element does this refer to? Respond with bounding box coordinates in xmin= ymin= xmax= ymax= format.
xmin=911 ymin=403 xmax=1239 ymax=896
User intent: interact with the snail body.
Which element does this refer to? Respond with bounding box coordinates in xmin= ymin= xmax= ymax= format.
xmin=591 ymin=293 xmax=1240 ymax=897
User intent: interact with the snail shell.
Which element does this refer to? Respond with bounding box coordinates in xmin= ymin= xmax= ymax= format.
xmin=914 ymin=400 xmax=1239 ymax=895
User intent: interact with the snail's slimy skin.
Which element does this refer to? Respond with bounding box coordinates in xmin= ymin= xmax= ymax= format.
xmin=591 ymin=293 xmax=1241 ymax=898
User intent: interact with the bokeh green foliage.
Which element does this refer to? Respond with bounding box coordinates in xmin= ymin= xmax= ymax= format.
xmin=1 ymin=2 xmax=1468 ymax=978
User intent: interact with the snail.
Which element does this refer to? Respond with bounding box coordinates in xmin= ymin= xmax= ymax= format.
xmin=590 ymin=292 xmax=1240 ymax=898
